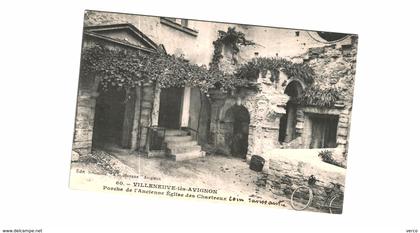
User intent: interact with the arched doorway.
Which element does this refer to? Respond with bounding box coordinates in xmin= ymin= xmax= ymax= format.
xmin=225 ymin=105 xmax=250 ymax=159
xmin=92 ymin=85 xmax=127 ymax=148
xmin=279 ymin=81 xmax=303 ymax=143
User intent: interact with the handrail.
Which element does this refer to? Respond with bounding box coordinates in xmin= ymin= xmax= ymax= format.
xmin=141 ymin=125 xmax=166 ymax=153
xmin=182 ymin=127 xmax=198 ymax=142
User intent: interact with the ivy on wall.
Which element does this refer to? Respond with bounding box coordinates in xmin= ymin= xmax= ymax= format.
xmin=80 ymin=44 xmax=250 ymax=94
xmin=81 ymin=26 xmax=338 ymax=108
xmin=297 ymin=86 xmax=341 ymax=107
xmin=209 ymin=27 xmax=255 ymax=70
xmin=235 ymin=57 xmax=315 ymax=84
xmin=233 ymin=57 xmax=343 ymax=107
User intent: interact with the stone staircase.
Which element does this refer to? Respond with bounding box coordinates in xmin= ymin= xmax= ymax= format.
xmin=164 ymin=129 xmax=205 ymax=161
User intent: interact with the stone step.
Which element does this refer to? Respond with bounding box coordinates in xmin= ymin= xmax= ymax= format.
xmin=170 ymin=150 xmax=205 ymax=161
xmin=147 ymin=150 xmax=167 ymax=158
xmin=167 ymin=145 xmax=202 ymax=154
xmin=165 ymin=135 xmax=192 ymax=142
xmin=165 ymin=140 xmax=197 ymax=148
xmin=165 ymin=129 xmax=189 ymax=136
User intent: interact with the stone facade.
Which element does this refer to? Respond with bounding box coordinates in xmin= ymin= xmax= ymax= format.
xmin=71 ymin=23 xmax=161 ymax=159
xmin=72 ymin=75 xmax=100 ymax=159
xmin=209 ymin=37 xmax=357 ymax=165
xmin=73 ymin=11 xmax=357 ymax=167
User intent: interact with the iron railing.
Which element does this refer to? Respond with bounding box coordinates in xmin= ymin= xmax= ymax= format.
xmin=182 ymin=127 xmax=198 ymax=142
xmin=142 ymin=126 xmax=166 ymax=153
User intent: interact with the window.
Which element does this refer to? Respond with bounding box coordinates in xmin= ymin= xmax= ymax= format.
xmin=160 ymin=17 xmax=198 ymax=37
xmin=180 ymin=19 xmax=188 ymax=27
xmin=317 ymin=32 xmax=348 ymax=42
xmin=309 ymin=114 xmax=338 ymax=149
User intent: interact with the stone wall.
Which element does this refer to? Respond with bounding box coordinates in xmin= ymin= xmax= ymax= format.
xmin=72 ymin=69 xmax=101 ymax=159
xmin=137 ymin=83 xmax=156 ymax=151
xmin=264 ymin=149 xmax=346 ymax=211
xmin=79 ymin=11 xmax=358 ymax=164
xmin=282 ymin=38 xmax=358 ymax=163
xmin=84 ymin=11 xmax=353 ymax=69
xmin=72 ymin=36 xmax=159 ymax=159
xmin=209 ymin=70 xmax=290 ymax=160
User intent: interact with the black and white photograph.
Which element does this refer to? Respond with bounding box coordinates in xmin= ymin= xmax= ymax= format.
xmin=1 ymin=1 xmax=419 ymax=232
xmin=70 ymin=10 xmax=357 ymax=214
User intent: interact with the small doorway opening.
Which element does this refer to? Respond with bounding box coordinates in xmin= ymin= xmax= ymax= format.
xmin=225 ymin=105 xmax=250 ymax=159
xmin=92 ymin=85 xmax=127 ymax=148
xmin=309 ymin=114 xmax=339 ymax=148
xmin=158 ymin=87 xmax=184 ymax=129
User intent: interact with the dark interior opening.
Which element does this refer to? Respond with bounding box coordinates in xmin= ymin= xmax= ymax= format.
xmin=158 ymin=87 xmax=183 ymax=129
xmin=309 ymin=114 xmax=339 ymax=148
xmin=92 ymin=85 xmax=126 ymax=148
xmin=227 ymin=105 xmax=250 ymax=159
xmin=317 ymin=32 xmax=348 ymax=42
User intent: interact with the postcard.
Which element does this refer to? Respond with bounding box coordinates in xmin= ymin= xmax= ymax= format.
xmin=70 ymin=10 xmax=358 ymax=214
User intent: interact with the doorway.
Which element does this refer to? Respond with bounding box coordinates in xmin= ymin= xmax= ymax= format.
xmin=158 ymin=87 xmax=184 ymax=129
xmin=92 ymin=85 xmax=126 ymax=147
xmin=225 ymin=105 xmax=250 ymax=159
xmin=309 ymin=114 xmax=339 ymax=148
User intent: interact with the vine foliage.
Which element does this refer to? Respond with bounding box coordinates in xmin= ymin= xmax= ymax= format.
xmin=297 ymin=86 xmax=340 ymax=107
xmin=80 ymin=44 xmax=249 ymax=93
xmin=235 ymin=57 xmax=315 ymax=84
xmin=81 ymin=27 xmax=326 ymax=104
xmin=209 ymin=27 xmax=255 ymax=70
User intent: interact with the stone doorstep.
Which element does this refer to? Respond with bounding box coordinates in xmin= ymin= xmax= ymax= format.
xmin=147 ymin=150 xmax=167 ymax=158
xmin=167 ymin=144 xmax=202 ymax=154
xmin=165 ymin=129 xmax=189 ymax=136
xmin=170 ymin=151 xmax=205 ymax=161
xmin=164 ymin=135 xmax=192 ymax=142
xmin=165 ymin=140 xmax=197 ymax=148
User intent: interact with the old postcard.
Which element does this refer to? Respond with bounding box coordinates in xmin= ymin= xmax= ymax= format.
xmin=70 ymin=10 xmax=358 ymax=214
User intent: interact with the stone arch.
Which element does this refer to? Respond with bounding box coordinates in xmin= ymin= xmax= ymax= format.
xmin=279 ymin=80 xmax=304 ymax=143
xmin=285 ymin=78 xmax=306 ymax=94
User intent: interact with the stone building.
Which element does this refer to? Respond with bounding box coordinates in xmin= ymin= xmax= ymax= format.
xmin=72 ymin=11 xmax=357 ymax=165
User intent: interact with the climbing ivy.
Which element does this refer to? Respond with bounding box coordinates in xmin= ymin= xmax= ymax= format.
xmin=235 ymin=57 xmax=315 ymax=84
xmin=297 ymin=86 xmax=341 ymax=107
xmin=80 ymin=44 xmax=250 ymax=94
xmin=209 ymin=27 xmax=255 ymax=70
xmin=81 ymin=30 xmax=324 ymax=102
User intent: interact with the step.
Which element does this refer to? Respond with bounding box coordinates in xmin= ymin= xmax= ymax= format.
xmin=164 ymin=135 xmax=192 ymax=142
xmin=165 ymin=140 xmax=197 ymax=148
xmin=165 ymin=129 xmax=189 ymax=137
xmin=147 ymin=150 xmax=167 ymax=158
xmin=167 ymin=145 xmax=202 ymax=154
xmin=170 ymin=151 xmax=205 ymax=161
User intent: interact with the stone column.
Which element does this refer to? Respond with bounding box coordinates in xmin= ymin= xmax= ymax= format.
xmin=151 ymin=84 xmax=160 ymax=126
xmin=121 ymin=89 xmax=135 ymax=148
xmin=130 ymin=86 xmax=142 ymax=151
xmin=138 ymin=82 xmax=155 ymax=150
xmin=72 ymin=76 xmax=101 ymax=160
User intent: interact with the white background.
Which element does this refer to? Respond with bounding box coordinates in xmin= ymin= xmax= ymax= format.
xmin=0 ymin=0 xmax=419 ymax=232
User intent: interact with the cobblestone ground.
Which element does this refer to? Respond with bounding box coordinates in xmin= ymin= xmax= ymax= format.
xmin=72 ymin=146 xmax=296 ymax=210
